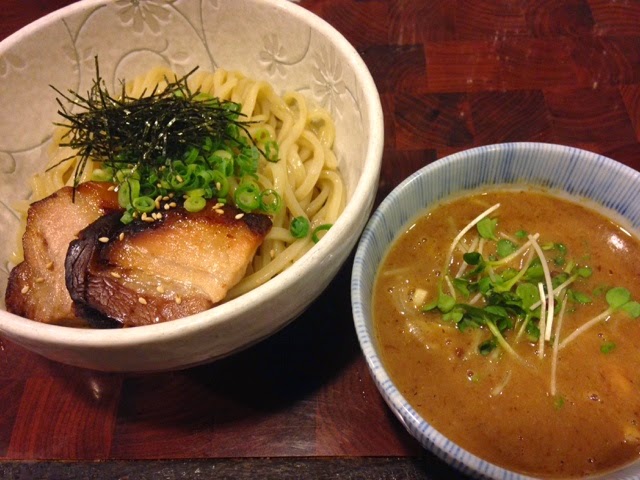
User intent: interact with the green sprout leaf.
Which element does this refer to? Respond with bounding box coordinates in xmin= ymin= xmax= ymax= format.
xmin=606 ymin=287 xmax=631 ymax=310
xmin=524 ymin=258 xmax=544 ymax=282
xmin=443 ymin=310 xmax=464 ymax=323
xmin=463 ymin=252 xmax=483 ymax=265
xmin=438 ymin=292 xmax=456 ymax=313
xmin=453 ymin=278 xmax=471 ymax=298
xmin=477 ymin=217 xmax=498 ymax=240
xmin=600 ymin=341 xmax=616 ymax=354
xmin=516 ymin=282 xmax=539 ymax=310
xmin=567 ymin=289 xmax=592 ymax=305
xmin=478 ymin=338 xmax=497 ymax=356
xmin=577 ymin=266 xmax=592 ymax=278
xmin=525 ymin=321 xmax=540 ymax=342
xmin=622 ymin=301 xmax=640 ymax=318
xmin=497 ymin=239 xmax=517 ymax=258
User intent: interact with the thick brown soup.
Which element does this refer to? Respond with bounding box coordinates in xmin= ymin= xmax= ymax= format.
xmin=373 ymin=187 xmax=640 ymax=478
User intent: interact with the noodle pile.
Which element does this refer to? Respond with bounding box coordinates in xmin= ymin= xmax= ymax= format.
xmin=25 ymin=67 xmax=345 ymax=299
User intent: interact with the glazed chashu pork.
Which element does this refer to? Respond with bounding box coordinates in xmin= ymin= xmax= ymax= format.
xmin=5 ymin=182 xmax=121 ymax=327
xmin=66 ymin=201 xmax=272 ymax=327
xmin=6 ymin=182 xmax=272 ymax=328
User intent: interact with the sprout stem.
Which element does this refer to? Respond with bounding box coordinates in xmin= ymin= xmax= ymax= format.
xmin=550 ymin=294 xmax=568 ymax=396
xmin=559 ymin=308 xmax=613 ymax=350
xmin=528 ymin=234 xmax=555 ymax=341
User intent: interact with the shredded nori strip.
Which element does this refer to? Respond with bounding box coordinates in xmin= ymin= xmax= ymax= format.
xmin=49 ymin=57 xmax=268 ymax=197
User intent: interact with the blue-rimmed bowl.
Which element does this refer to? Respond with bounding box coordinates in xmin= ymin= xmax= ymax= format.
xmin=351 ymin=142 xmax=640 ymax=480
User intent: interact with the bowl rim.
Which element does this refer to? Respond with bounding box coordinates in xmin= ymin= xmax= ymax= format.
xmin=0 ymin=0 xmax=384 ymax=348
xmin=351 ymin=142 xmax=640 ymax=480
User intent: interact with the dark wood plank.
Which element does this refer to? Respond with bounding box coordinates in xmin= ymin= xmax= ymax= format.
xmin=0 ymin=457 xmax=467 ymax=480
xmin=8 ymin=375 xmax=121 ymax=459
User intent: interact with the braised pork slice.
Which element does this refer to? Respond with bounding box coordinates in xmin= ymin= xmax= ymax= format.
xmin=5 ymin=182 xmax=120 ymax=327
xmin=66 ymin=203 xmax=272 ymax=328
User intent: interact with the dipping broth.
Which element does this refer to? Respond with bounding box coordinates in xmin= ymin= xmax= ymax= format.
xmin=373 ymin=187 xmax=640 ymax=478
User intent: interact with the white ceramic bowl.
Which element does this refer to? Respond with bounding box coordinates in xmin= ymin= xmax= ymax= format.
xmin=351 ymin=143 xmax=640 ymax=480
xmin=0 ymin=0 xmax=383 ymax=371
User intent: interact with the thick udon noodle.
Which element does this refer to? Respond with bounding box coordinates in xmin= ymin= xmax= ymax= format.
xmin=23 ymin=67 xmax=345 ymax=300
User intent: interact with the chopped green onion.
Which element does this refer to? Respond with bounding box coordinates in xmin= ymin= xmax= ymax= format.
xmin=210 ymin=150 xmax=234 ymax=176
xmin=290 ymin=216 xmax=310 ymax=238
xmin=259 ymin=189 xmax=282 ymax=214
xmin=120 ymin=210 xmax=134 ymax=224
xmin=264 ymin=140 xmax=279 ymax=162
xmin=235 ymin=147 xmax=259 ymax=175
xmin=210 ymin=171 xmax=230 ymax=197
xmin=91 ymin=167 xmax=114 ymax=182
xmin=132 ymin=196 xmax=155 ymax=213
xmin=312 ymin=224 xmax=332 ymax=243
xmin=118 ymin=179 xmax=140 ymax=209
xmin=184 ymin=195 xmax=206 ymax=212
xmin=234 ymin=182 xmax=261 ymax=212
xmin=254 ymin=128 xmax=271 ymax=142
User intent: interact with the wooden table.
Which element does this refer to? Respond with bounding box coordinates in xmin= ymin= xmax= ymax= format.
xmin=2 ymin=1 xmax=640 ymax=478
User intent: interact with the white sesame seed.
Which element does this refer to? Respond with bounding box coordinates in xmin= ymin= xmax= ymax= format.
xmin=176 ymin=175 xmax=184 ymax=183
xmin=270 ymin=249 xmax=276 ymax=259
xmin=138 ymin=297 xmax=147 ymax=305
xmin=35 ymin=277 xmax=45 ymax=283
xmin=170 ymin=202 xmax=177 ymax=208
xmin=235 ymin=213 xmax=244 ymax=220
xmin=175 ymin=295 xmax=182 ymax=305
xmin=46 ymin=261 xmax=54 ymax=270
xmin=162 ymin=196 xmax=170 ymax=201
xmin=108 ymin=185 xmax=116 ymax=191
xmin=157 ymin=285 xmax=165 ymax=294
xmin=98 ymin=237 xmax=109 ymax=243
xmin=110 ymin=271 xmax=121 ymax=278
xmin=119 ymin=232 xmax=125 ymax=241
xmin=215 ymin=208 xmax=224 ymax=215
xmin=21 ymin=285 xmax=29 ymax=294
xmin=164 ymin=203 xmax=171 ymax=210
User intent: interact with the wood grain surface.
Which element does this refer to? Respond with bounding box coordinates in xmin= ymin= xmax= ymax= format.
xmin=2 ymin=1 xmax=640 ymax=478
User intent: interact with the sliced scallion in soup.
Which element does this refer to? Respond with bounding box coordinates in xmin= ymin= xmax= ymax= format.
xmin=373 ymin=187 xmax=640 ymax=478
